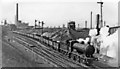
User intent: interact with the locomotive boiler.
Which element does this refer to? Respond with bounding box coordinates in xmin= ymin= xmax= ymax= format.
xmin=68 ymin=40 xmax=95 ymax=57
xmin=73 ymin=43 xmax=95 ymax=57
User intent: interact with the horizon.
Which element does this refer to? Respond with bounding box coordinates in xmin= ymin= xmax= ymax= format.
xmin=1 ymin=0 xmax=118 ymax=28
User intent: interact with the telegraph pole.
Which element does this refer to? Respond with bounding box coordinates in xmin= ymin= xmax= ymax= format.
xmin=41 ymin=21 xmax=44 ymax=34
xmin=97 ymin=1 xmax=104 ymax=28
xmin=38 ymin=21 xmax=41 ymax=29
xmin=78 ymin=24 xmax=80 ymax=29
xmin=104 ymin=21 xmax=106 ymax=26
xmin=35 ymin=19 xmax=37 ymax=29
xmin=4 ymin=20 xmax=7 ymax=25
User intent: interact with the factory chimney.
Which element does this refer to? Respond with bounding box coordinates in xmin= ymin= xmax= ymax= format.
xmin=97 ymin=1 xmax=104 ymax=28
xmin=96 ymin=14 xmax=100 ymax=35
xmin=16 ymin=3 xmax=18 ymax=21
xmin=35 ymin=20 xmax=37 ymax=29
xmin=90 ymin=11 xmax=92 ymax=29
xmin=85 ymin=21 xmax=87 ymax=28
xmin=15 ymin=3 xmax=19 ymax=26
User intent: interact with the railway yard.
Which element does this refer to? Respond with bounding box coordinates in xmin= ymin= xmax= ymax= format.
xmin=1 ymin=24 xmax=119 ymax=69
xmin=2 ymin=30 xmax=90 ymax=68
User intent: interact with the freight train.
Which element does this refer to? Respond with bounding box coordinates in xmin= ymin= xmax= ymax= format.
xmin=13 ymin=31 xmax=99 ymax=66
xmin=12 ymin=23 xmax=119 ymax=67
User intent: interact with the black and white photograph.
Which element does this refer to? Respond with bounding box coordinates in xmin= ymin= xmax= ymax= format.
xmin=0 ymin=0 xmax=120 ymax=68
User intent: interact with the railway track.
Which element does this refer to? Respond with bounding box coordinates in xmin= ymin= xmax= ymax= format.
xmin=12 ymin=34 xmax=88 ymax=69
xmin=12 ymin=32 xmax=103 ymax=69
xmin=14 ymin=35 xmax=87 ymax=67
xmin=13 ymin=37 xmax=64 ymax=67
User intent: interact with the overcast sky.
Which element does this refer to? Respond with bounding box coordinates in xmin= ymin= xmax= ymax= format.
xmin=1 ymin=0 xmax=119 ymax=27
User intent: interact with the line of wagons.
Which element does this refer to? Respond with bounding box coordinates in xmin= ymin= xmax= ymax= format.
xmin=13 ymin=31 xmax=99 ymax=66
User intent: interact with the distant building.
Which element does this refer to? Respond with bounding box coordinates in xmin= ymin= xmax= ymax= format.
xmin=8 ymin=24 xmax=17 ymax=31
xmin=67 ymin=21 xmax=76 ymax=30
xmin=16 ymin=20 xmax=29 ymax=29
xmin=63 ymin=24 xmax=65 ymax=28
xmin=33 ymin=25 xmax=42 ymax=29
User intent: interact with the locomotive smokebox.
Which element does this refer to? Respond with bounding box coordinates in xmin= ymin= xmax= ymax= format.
xmin=73 ymin=43 xmax=95 ymax=57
